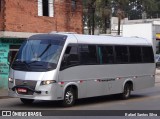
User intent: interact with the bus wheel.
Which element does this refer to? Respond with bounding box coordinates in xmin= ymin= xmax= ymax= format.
xmin=121 ymin=83 xmax=131 ymax=99
xmin=20 ymin=98 xmax=34 ymax=105
xmin=62 ymin=88 xmax=75 ymax=107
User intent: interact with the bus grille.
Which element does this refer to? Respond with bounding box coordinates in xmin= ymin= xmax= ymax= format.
xmin=15 ymin=79 xmax=37 ymax=95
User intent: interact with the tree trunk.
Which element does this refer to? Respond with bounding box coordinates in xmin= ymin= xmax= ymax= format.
xmin=88 ymin=18 xmax=91 ymax=35
xmin=91 ymin=8 xmax=95 ymax=35
xmin=103 ymin=18 xmax=107 ymax=34
xmin=118 ymin=17 xmax=121 ymax=35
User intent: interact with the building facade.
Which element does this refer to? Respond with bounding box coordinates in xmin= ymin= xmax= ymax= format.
xmin=0 ymin=0 xmax=83 ymax=89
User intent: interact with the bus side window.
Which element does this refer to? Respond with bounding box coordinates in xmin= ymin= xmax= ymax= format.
xmin=61 ymin=45 xmax=79 ymax=69
xmin=79 ymin=45 xmax=98 ymax=64
xmin=142 ymin=46 xmax=154 ymax=63
xmin=98 ymin=46 xmax=114 ymax=64
xmin=115 ymin=46 xmax=129 ymax=64
xmin=129 ymin=46 xmax=142 ymax=63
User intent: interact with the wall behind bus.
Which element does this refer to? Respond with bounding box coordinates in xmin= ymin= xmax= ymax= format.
xmin=0 ymin=44 xmax=9 ymax=89
xmin=2 ymin=0 xmax=83 ymax=33
xmin=0 ymin=0 xmax=5 ymax=31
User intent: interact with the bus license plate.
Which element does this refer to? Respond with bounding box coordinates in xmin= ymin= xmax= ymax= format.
xmin=17 ymin=88 xmax=27 ymax=93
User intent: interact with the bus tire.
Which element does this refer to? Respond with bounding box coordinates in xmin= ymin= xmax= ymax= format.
xmin=20 ymin=98 xmax=34 ymax=105
xmin=121 ymin=83 xmax=131 ymax=100
xmin=62 ymin=88 xmax=76 ymax=107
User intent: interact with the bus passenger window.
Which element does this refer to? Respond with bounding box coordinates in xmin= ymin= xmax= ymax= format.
xmin=98 ymin=46 xmax=114 ymax=64
xmin=129 ymin=46 xmax=142 ymax=63
xmin=142 ymin=47 xmax=154 ymax=63
xmin=61 ymin=45 xmax=79 ymax=69
xmin=115 ymin=46 xmax=129 ymax=64
xmin=79 ymin=45 xmax=98 ymax=65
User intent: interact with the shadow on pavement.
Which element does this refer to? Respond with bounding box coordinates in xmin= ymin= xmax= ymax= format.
xmin=15 ymin=94 xmax=148 ymax=109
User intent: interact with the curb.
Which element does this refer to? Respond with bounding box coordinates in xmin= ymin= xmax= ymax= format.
xmin=0 ymin=89 xmax=8 ymax=98
xmin=0 ymin=96 xmax=10 ymax=99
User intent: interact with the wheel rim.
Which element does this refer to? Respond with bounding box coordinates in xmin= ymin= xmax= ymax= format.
xmin=65 ymin=91 xmax=74 ymax=104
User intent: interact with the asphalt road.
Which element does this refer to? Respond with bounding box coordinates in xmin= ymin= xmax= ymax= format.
xmin=0 ymin=84 xmax=160 ymax=110
xmin=0 ymin=76 xmax=160 ymax=110
xmin=0 ymin=75 xmax=160 ymax=118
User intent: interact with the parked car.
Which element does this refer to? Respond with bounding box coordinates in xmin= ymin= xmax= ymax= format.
xmin=155 ymin=54 xmax=160 ymax=67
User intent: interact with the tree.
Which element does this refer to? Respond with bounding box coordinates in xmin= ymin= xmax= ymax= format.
xmin=83 ymin=0 xmax=96 ymax=35
xmin=82 ymin=0 xmax=159 ymax=35
xmin=96 ymin=0 xmax=111 ymax=34
xmin=83 ymin=0 xmax=112 ymax=35
xmin=128 ymin=0 xmax=158 ymax=20
xmin=111 ymin=0 xmax=129 ymax=35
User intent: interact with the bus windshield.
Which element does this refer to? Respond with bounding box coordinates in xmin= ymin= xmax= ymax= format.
xmin=12 ymin=35 xmax=66 ymax=72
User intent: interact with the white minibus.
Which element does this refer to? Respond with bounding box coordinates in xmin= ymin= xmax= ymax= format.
xmin=8 ymin=33 xmax=155 ymax=106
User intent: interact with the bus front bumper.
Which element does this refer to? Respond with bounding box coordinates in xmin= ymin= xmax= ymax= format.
xmin=8 ymin=84 xmax=61 ymax=101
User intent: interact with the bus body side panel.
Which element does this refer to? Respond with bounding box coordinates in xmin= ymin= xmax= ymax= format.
xmin=58 ymin=63 xmax=155 ymax=99
xmin=58 ymin=67 xmax=87 ymax=99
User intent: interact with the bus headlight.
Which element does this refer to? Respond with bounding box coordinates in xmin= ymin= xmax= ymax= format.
xmin=9 ymin=77 xmax=14 ymax=83
xmin=41 ymin=80 xmax=56 ymax=85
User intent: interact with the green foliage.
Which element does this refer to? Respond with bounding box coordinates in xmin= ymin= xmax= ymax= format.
xmin=82 ymin=0 xmax=160 ymax=34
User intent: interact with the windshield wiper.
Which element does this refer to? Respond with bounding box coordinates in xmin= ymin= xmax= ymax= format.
xmin=27 ymin=61 xmax=39 ymax=65
xmin=38 ymin=44 xmax=52 ymax=58
xmin=25 ymin=61 xmax=44 ymax=67
xmin=29 ymin=64 xmax=49 ymax=71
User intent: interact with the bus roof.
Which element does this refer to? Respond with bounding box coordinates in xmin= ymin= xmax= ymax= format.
xmin=61 ymin=33 xmax=151 ymax=46
xmin=29 ymin=33 xmax=152 ymax=46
